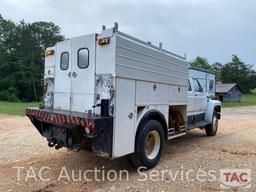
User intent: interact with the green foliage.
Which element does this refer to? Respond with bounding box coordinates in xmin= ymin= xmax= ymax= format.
xmin=211 ymin=62 xmax=222 ymax=82
xmin=221 ymin=55 xmax=256 ymax=93
xmin=0 ymin=15 xmax=64 ymax=102
xmin=190 ymin=56 xmax=213 ymax=71
xmin=0 ymin=86 xmax=20 ymax=102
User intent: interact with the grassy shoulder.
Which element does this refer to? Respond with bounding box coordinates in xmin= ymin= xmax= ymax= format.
xmin=1 ymin=90 xmax=256 ymax=115
xmin=0 ymin=101 xmax=39 ymax=116
xmin=222 ymin=90 xmax=256 ymax=108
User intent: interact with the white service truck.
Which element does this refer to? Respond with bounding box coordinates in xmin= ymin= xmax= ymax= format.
xmin=26 ymin=23 xmax=221 ymax=169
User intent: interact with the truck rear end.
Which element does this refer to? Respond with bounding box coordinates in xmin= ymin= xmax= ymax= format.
xmin=26 ymin=32 xmax=114 ymax=158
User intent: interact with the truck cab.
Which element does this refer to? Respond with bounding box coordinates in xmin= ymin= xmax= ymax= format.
xmin=187 ymin=75 xmax=221 ymax=128
xmin=188 ymin=67 xmax=221 ymax=126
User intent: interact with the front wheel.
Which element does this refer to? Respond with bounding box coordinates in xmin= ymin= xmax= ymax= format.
xmin=205 ymin=113 xmax=218 ymax=136
xmin=129 ymin=120 xmax=164 ymax=170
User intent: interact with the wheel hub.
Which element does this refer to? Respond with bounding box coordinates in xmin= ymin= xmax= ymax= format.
xmin=145 ymin=130 xmax=160 ymax=160
xmin=213 ymin=116 xmax=218 ymax=131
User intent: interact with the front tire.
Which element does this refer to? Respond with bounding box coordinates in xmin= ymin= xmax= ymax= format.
xmin=205 ymin=112 xmax=218 ymax=136
xmin=129 ymin=120 xmax=164 ymax=170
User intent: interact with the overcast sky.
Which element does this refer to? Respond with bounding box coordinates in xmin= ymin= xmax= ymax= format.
xmin=0 ymin=0 xmax=255 ymax=67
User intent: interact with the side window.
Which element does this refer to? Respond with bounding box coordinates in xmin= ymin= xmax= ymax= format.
xmin=193 ymin=79 xmax=203 ymax=92
xmin=188 ymin=79 xmax=192 ymax=91
xmin=60 ymin=52 xmax=69 ymax=70
xmin=78 ymin=48 xmax=89 ymax=69
xmin=209 ymin=80 xmax=214 ymax=92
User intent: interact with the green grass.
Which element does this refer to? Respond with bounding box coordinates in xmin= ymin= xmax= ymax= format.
xmin=1 ymin=90 xmax=256 ymax=115
xmin=0 ymin=101 xmax=39 ymax=116
xmin=222 ymin=90 xmax=256 ymax=108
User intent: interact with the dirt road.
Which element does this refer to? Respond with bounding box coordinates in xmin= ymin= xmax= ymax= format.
xmin=0 ymin=106 xmax=256 ymax=192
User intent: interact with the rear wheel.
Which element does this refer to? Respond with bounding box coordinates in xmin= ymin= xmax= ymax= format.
xmin=129 ymin=120 xmax=164 ymax=170
xmin=205 ymin=112 xmax=218 ymax=136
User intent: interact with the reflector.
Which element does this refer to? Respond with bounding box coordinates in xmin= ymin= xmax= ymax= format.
xmin=44 ymin=49 xmax=54 ymax=56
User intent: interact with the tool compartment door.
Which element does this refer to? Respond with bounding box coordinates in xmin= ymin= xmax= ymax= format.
xmin=54 ymin=40 xmax=71 ymax=111
xmin=70 ymin=34 xmax=96 ymax=113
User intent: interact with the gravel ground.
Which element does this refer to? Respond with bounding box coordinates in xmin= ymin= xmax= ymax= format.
xmin=0 ymin=106 xmax=255 ymax=192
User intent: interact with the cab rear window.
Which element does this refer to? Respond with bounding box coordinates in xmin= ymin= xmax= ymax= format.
xmin=60 ymin=52 xmax=69 ymax=70
xmin=209 ymin=80 xmax=214 ymax=92
xmin=78 ymin=48 xmax=89 ymax=69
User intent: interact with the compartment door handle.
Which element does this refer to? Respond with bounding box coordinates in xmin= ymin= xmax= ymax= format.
xmin=72 ymin=72 xmax=78 ymax=78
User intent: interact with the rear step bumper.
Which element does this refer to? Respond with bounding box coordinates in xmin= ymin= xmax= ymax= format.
xmin=26 ymin=108 xmax=113 ymax=159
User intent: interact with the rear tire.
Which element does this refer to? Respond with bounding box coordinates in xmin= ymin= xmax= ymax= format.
xmin=205 ymin=112 xmax=218 ymax=136
xmin=129 ymin=120 xmax=164 ymax=170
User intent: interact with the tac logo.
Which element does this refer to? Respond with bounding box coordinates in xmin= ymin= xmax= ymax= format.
xmin=220 ymin=169 xmax=251 ymax=189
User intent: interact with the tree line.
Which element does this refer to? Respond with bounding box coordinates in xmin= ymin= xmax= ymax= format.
xmin=0 ymin=15 xmax=64 ymax=102
xmin=191 ymin=56 xmax=256 ymax=93
xmin=0 ymin=15 xmax=255 ymax=102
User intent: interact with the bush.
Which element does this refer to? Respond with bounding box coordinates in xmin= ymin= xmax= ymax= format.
xmin=0 ymin=87 xmax=20 ymax=102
